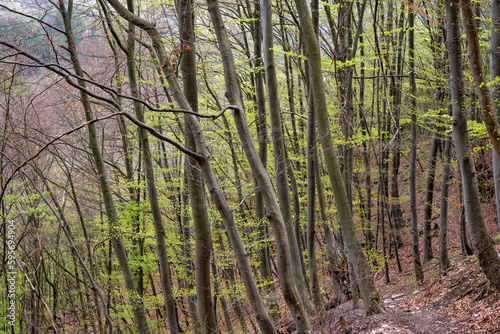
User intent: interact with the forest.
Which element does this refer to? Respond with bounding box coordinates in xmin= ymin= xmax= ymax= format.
xmin=1 ymin=0 xmax=500 ymax=333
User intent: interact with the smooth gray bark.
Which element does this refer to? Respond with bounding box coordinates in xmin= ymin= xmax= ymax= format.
xmin=124 ymin=1 xmax=179 ymax=331
xmin=390 ymin=1 xmax=406 ymax=237
xmin=491 ymin=0 xmax=500 ymax=232
xmin=423 ymin=136 xmax=439 ymax=262
xmin=58 ymin=1 xmax=151 ymax=332
xmin=180 ymin=184 xmax=201 ymax=333
xmin=306 ymin=88 xmax=324 ymax=311
xmin=450 ymin=0 xmax=500 ymax=290
xmin=178 ymin=0 xmax=216 ymax=331
xmin=261 ymin=0 xmax=315 ymax=314
xmin=104 ymin=1 xmax=278 ymax=332
xmin=250 ymin=1 xmax=278 ymax=320
xmin=337 ymin=0 xmax=354 ymax=212
xmin=460 ymin=0 xmax=500 ymax=158
xmin=409 ymin=0 xmax=424 ymax=283
xmin=316 ymin=151 xmax=348 ymax=302
xmin=439 ymin=101 xmax=452 ymax=271
xmin=294 ymin=0 xmax=385 ymax=316
xmin=205 ymin=0 xmax=311 ymax=331
xmin=306 ymin=0 xmax=325 ymax=313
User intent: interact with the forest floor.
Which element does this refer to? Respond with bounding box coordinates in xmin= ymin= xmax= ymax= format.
xmin=305 ymin=216 xmax=500 ymax=334
xmin=313 ymin=252 xmax=500 ymax=334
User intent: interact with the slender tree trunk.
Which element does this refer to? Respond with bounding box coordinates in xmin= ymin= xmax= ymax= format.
xmin=180 ymin=179 xmax=201 ymax=333
xmin=380 ymin=190 xmax=390 ymax=284
xmin=316 ymin=148 xmax=348 ymax=302
xmin=205 ymin=0 xmax=312 ymax=331
xmin=390 ymin=1 xmax=406 ymax=236
xmin=337 ymin=0 xmax=354 ymax=212
xmin=261 ymin=0 xmax=315 ymax=314
xmin=251 ymin=0 xmax=278 ymax=320
xmin=409 ymin=0 xmax=424 ymax=283
xmin=491 ymin=0 xmax=500 ymax=232
xmin=294 ymin=0 xmax=385 ymax=316
xmin=460 ymin=0 xmax=500 ymax=158
xmin=211 ymin=260 xmax=231 ymax=334
xmin=359 ymin=34 xmax=375 ymax=247
xmin=378 ymin=90 xmax=390 ymax=283
xmin=423 ymin=136 xmax=439 ymax=262
xmin=57 ymin=1 xmax=151 ymax=332
xmin=178 ymin=0 xmax=217 ymax=331
xmin=306 ymin=0 xmax=325 ymax=313
xmin=125 ymin=1 xmax=179 ymax=331
xmin=450 ymin=0 xmax=500 ymax=289
xmin=439 ymin=99 xmax=452 ymax=271
xmin=105 ymin=1 xmax=279 ymax=332
xmin=459 ymin=189 xmax=474 ymax=256
xmin=306 ymin=88 xmax=324 ymax=311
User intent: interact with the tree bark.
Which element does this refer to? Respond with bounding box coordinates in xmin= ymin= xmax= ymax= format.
xmin=293 ymin=0 xmax=385 ymax=316
xmin=250 ymin=0 xmax=278 ymax=320
xmin=423 ymin=136 xmax=439 ymax=262
xmin=409 ymin=0 xmax=424 ymax=283
xmin=58 ymin=1 xmax=151 ymax=332
xmin=450 ymin=0 xmax=500 ymax=290
xmin=316 ymin=146 xmax=348 ymax=302
xmin=491 ymin=0 xmax=500 ymax=232
xmin=439 ymin=100 xmax=452 ymax=271
xmin=205 ymin=0 xmax=311 ymax=331
xmin=261 ymin=0 xmax=315 ymax=315
xmin=104 ymin=1 xmax=278 ymax=332
xmin=337 ymin=0 xmax=354 ymax=212
xmin=178 ymin=0 xmax=217 ymax=331
xmin=306 ymin=88 xmax=324 ymax=311
xmin=390 ymin=1 xmax=406 ymax=237
xmin=125 ymin=1 xmax=179 ymax=331
xmin=460 ymin=0 xmax=500 ymax=158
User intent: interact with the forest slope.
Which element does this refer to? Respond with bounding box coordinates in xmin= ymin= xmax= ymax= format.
xmin=310 ymin=218 xmax=500 ymax=334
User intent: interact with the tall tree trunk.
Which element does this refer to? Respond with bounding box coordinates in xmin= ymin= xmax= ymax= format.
xmin=450 ymin=0 xmax=500 ymax=290
xmin=460 ymin=0 xmax=500 ymax=158
xmin=459 ymin=189 xmax=474 ymax=256
xmin=439 ymin=98 xmax=453 ymax=271
xmin=293 ymin=0 xmax=385 ymax=316
xmin=57 ymin=1 xmax=151 ymax=332
xmin=491 ymin=0 xmax=500 ymax=232
xmin=205 ymin=0 xmax=312 ymax=331
xmin=125 ymin=1 xmax=179 ymax=331
xmin=306 ymin=89 xmax=324 ymax=311
xmin=359 ymin=29 xmax=375 ymax=247
xmin=337 ymin=0 xmax=354 ymax=212
xmin=307 ymin=0 xmax=325 ymax=313
xmin=251 ymin=0 xmax=278 ymax=320
xmin=390 ymin=1 xmax=406 ymax=237
xmin=178 ymin=0 xmax=217 ymax=331
xmin=315 ymin=147 xmax=348 ymax=302
xmin=104 ymin=1 xmax=278 ymax=332
xmin=262 ymin=0 xmax=315 ymax=313
xmin=422 ymin=136 xmax=439 ymax=262
xmin=409 ymin=0 xmax=424 ymax=283
xmin=180 ymin=178 xmax=201 ymax=333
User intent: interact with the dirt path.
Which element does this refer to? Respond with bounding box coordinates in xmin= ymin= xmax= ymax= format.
xmin=316 ymin=292 xmax=462 ymax=334
xmin=299 ymin=233 xmax=500 ymax=334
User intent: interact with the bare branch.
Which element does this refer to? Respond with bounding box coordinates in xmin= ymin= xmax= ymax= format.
xmin=231 ymin=190 xmax=254 ymax=211
xmin=0 ymin=42 xmax=238 ymax=119
xmin=0 ymin=4 xmax=66 ymax=35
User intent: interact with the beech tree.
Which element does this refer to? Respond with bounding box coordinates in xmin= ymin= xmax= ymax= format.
xmin=455 ymin=0 xmax=500 ymax=290
xmin=293 ymin=0 xmax=385 ymax=315
xmin=57 ymin=1 xmax=152 ymax=332
xmin=409 ymin=0 xmax=424 ymax=283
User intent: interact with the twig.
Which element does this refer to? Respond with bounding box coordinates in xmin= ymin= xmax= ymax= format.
xmin=231 ymin=190 xmax=254 ymax=211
